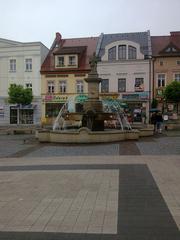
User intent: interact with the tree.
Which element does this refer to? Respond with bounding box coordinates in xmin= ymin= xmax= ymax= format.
xmin=151 ymin=98 xmax=158 ymax=108
xmin=8 ymin=84 xmax=33 ymax=105
xmin=163 ymin=81 xmax=180 ymax=113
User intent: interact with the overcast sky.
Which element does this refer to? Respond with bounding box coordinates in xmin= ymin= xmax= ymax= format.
xmin=1 ymin=0 xmax=180 ymax=48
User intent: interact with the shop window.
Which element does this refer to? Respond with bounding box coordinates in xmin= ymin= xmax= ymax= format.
xmin=45 ymin=103 xmax=64 ymax=118
xmin=118 ymin=78 xmax=126 ymax=92
xmin=10 ymin=108 xmax=34 ymax=124
xmin=108 ymin=47 xmax=116 ymax=60
xmin=10 ymin=108 xmax=18 ymax=124
xmin=101 ymin=79 xmax=109 ymax=93
xmin=157 ymin=74 xmax=165 ymax=87
xmin=134 ymin=78 xmax=144 ymax=92
xmin=19 ymin=109 xmax=33 ymax=124
xmin=75 ymin=103 xmax=83 ymax=112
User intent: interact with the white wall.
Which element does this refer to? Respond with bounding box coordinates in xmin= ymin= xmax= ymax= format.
xmin=0 ymin=39 xmax=49 ymax=125
xmin=0 ymin=41 xmax=48 ymax=97
xmin=97 ymin=60 xmax=150 ymax=93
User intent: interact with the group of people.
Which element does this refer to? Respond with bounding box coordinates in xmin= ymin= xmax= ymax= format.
xmin=150 ymin=112 xmax=163 ymax=133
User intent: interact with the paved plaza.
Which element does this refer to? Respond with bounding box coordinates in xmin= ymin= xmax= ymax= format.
xmin=0 ymin=132 xmax=179 ymax=239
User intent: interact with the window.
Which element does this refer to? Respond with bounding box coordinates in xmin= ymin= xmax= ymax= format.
xmin=57 ymin=56 xmax=64 ymax=66
xmin=157 ymin=74 xmax=165 ymax=87
xmin=101 ymin=79 xmax=109 ymax=93
xmin=59 ymin=80 xmax=67 ymax=93
xmin=172 ymin=47 xmax=177 ymax=52
xmin=45 ymin=103 xmax=64 ymax=117
xmin=10 ymin=59 xmax=16 ymax=72
xmin=165 ymin=47 xmax=171 ymax=52
xmin=26 ymin=83 xmax=32 ymax=90
xmin=128 ymin=46 xmax=136 ymax=59
xmin=69 ymin=56 xmax=76 ymax=66
xmin=160 ymin=61 xmax=163 ymax=66
xmin=25 ymin=58 xmax=32 ymax=71
xmin=177 ymin=60 xmax=180 ymax=65
xmin=135 ymin=78 xmax=144 ymax=91
xmin=47 ymin=81 xmax=55 ymax=93
xmin=118 ymin=79 xmax=126 ymax=92
xmin=175 ymin=73 xmax=180 ymax=82
xmin=108 ymin=47 xmax=116 ymax=60
xmin=118 ymin=45 xmax=126 ymax=60
xmin=56 ymin=56 xmax=64 ymax=67
xmin=76 ymin=80 xmax=84 ymax=93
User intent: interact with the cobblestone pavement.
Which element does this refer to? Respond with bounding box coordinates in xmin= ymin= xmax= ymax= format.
xmin=0 ymin=156 xmax=179 ymax=239
xmin=0 ymin=132 xmax=179 ymax=239
xmin=0 ymin=131 xmax=180 ymax=158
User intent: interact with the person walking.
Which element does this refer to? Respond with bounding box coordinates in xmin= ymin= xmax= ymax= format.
xmin=151 ymin=112 xmax=157 ymax=132
xmin=156 ymin=112 xmax=163 ymax=133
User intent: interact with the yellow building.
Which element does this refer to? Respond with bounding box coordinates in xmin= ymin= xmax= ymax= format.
xmin=40 ymin=33 xmax=98 ymax=125
xmin=152 ymin=32 xmax=180 ymax=112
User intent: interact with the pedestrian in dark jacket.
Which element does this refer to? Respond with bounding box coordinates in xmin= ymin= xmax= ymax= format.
xmin=156 ymin=112 xmax=163 ymax=133
xmin=151 ymin=113 xmax=157 ymax=132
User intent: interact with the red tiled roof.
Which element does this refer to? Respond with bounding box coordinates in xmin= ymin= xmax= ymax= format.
xmin=151 ymin=32 xmax=180 ymax=56
xmin=41 ymin=34 xmax=99 ymax=73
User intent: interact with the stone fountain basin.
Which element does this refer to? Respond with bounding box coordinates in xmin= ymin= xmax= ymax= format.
xmin=38 ymin=127 xmax=140 ymax=143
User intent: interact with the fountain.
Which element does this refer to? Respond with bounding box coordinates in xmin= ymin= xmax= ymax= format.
xmin=38 ymin=54 xmax=140 ymax=143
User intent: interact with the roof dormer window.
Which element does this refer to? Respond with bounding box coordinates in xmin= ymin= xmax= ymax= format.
xmin=57 ymin=56 xmax=64 ymax=67
xmin=69 ymin=56 xmax=76 ymax=66
xmin=128 ymin=46 xmax=137 ymax=59
xmin=55 ymin=54 xmax=78 ymax=68
xmin=108 ymin=47 xmax=116 ymax=60
xmin=118 ymin=45 xmax=126 ymax=60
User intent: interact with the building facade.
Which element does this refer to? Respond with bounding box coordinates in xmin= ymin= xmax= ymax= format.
xmin=151 ymin=31 xmax=180 ymax=115
xmin=96 ymin=31 xmax=152 ymax=123
xmin=0 ymin=38 xmax=48 ymax=125
xmin=40 ymin=33 xmax=98 ymax=125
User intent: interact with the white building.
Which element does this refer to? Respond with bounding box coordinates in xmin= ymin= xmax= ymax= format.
xmin=0 ymin=38 xmax=48 ymax=125
xmin=97 ymin=31 xmax=152 ymax=123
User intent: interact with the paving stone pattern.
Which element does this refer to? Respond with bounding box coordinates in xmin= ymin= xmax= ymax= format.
xmin=0 ymin=164 xmax=179 ymax=239
xmin=1 ymin=133 xmax=180 ymax=157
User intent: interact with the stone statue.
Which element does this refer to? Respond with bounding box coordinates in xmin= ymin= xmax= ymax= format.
xmin=89 ymin=52 xmax=98 ymax=73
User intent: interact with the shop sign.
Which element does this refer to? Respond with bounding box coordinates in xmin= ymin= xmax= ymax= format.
xmin=43 ymin=95 xmax=68 ymax=102
xmin=75 ymin=95 xmax=88 ymax=103
xmin=122 ymin=92 xmax=149 ymax=100
xmin=100 ymin=93 xmax=118 ymax=100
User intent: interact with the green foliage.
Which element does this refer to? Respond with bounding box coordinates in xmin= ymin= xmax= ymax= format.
xmin=8 ymin=84 xmax=33 ymax=105
xmin=163 ymin=81 xmax=180 ymax=103
xmin=151 ymin=98 xmax=158 ymax=108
